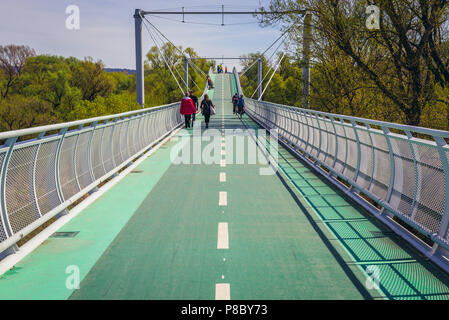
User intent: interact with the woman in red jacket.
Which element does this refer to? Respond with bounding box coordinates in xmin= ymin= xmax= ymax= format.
xmin=180 ymin=92 xmax=196 ymax=128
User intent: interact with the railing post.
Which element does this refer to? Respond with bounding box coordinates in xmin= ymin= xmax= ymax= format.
xmin=341 ymin=119 xmax=350 ymax=175
xmin=110 ymin=117 xmax=119 ymax=172
xmin=350 ymin=120 xmax=362 ymax=190
xmin=314 ymin=113 xmax=323 ymax=160
xmin=31 ymin=132 xmax=46 ymax=218
xmin=55 ymin=128 xmax=68 ymax=204
xmin=87 ymin=121 xmax=98 ymax=191
xmin=381 ymin=127 xmax=395 ymax=217
xmin=404 ymin=130 xmax=420 ymax=219
xmin=303 ymin=111 xmax=312 ymax=153
xmin=0 ymin=138 xmax=17 ymax=237
xmin=433 ymin=136 xmax=449 ymax=258
xmin=365 ymin=124 xmax=376 ymax=191
xmin=72 ymin=125 xmax=84 ymax=193
xmin=329 ymin=116 xmax=338 ymax=173
xmin=0 ymin=138 xmax=18 ymax=258
xmin=54 ymin=128 xmax=70 ymax=218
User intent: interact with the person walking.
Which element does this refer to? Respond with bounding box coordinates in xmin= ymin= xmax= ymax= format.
xmin=237 ymin=94 xmax=245 ymax=119
xmin=208 ymin=76 xmax=214 ymax=89
xmin=189 ymin=90 xmax=199 ymax=125
xmin=225 ymin=66 xmax=228 ymax=73
xmin=232 ymin=93 xmax=238 ymax=115
xmin=200 ymin=94 xmax=215 ymax=129
xmin=180 ymin=92 xmax=196 ymax=128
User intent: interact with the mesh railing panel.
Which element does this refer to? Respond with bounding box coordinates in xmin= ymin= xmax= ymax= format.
xmin=0 ymin=152 xmax=7 ymax=242
xmin=75 ymin=131 xmax=93 ymax=190
xmin=414 ymin=144 xmax=444 ymax=234
xmin=0 ymin=102 xmax=182 ymax=251
xmin=91 ymin=127 xmax=105 ymax=181
xmin=5 ymin=145 xmax=40 ymax=233
xmin=35 ymin=140 xmax=61 ymax=216
xmin=59 ymin=135 xmax=80 ymax=201
xmin=356 ymin=129 xmax=374 ymax=189
xmin=370 ymin=132 xmax=390 ymax=200
xmin=102 ymin=125 xmax=115 ymax=173
xmin=245 ymin=98 xmax=449 ymax=258
xmin=390 ymin=138 xmax=415 ymax=217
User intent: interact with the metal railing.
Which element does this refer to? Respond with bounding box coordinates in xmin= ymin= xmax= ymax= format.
xmin=233 ymin=67 xmax=449 ymax=272
xmin=244 ymin=97 xmax=449 ymax=272
xmin=0 ymin=102 xmax=183 ymax=255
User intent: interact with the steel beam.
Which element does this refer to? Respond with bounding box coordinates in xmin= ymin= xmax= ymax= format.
xmin=134 ymin=9 xmax=144 ymax=108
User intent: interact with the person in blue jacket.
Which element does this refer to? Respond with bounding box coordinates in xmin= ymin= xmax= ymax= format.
xmin=237 ymin=95 xmax=245 ymax=119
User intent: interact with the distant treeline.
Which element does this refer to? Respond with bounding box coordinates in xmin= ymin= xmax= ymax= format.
xmin=0 ymin=43 xmax=212 ymax=132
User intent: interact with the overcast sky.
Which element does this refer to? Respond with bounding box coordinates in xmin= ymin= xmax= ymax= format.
xmin=0 ymin=0 xmax=284 ymax=71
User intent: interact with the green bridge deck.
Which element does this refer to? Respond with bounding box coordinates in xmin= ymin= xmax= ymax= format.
xmin=1 ymin=73 xmax=449 ymax=300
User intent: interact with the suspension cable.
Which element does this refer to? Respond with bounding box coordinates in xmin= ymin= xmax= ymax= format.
xmin=258 ymin=40 xmax=291 ymax=101
xmin=141 ymin=18 xmax=185 ymax=95
xmin=144 ymin=15 xmax=209 ymax=80
xmin=239 ymin=23 xmax=295 ymax=79
xmin=149 ymin=23 xmax=194 ymax=91
xmin=249 ymin=35 xmax=289 ymax=98
xmin=147 ymin=18 xmax=203 ymax=93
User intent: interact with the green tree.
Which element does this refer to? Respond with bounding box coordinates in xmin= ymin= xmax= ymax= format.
xmin=70 ymin=57 xmax=115 ymax=101
xmin=0 ymin=44 xmax=35 ymax=98
xmin=0 ymin=95 xmax=56 ymax=131
xmin=259 ymin=0 xmax=449 ymax=127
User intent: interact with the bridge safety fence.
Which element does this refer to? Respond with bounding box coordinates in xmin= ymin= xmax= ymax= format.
xmin=233 ymin=66 xmax=449 ymax=272
xmin=0 ymin=101 xmax=183 ymax=255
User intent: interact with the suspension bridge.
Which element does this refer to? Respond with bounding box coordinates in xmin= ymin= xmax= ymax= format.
xmin=0 ymin=8 xmax=448 ymax=300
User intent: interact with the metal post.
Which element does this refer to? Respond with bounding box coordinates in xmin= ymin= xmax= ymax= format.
xmin=0 ymin=137 xmax=17 ymax=237
xmin=302 ymin=11 xmax=312 ymax=109
xmin=184 ymin=56 xmax=189 ymax=92
xmin=134 ymin=9 xmax=144 ymax=108
xmin=258 ymin=58 xmax=262 ymax=100
xmin=433 ymin=136 xmax=449 ymax=258
xmin=222 ymin=5 xmax=224 ymax=26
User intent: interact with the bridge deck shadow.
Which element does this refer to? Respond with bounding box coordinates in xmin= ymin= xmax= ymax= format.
xmin=241 ymin=114 xmax=449 ymax=300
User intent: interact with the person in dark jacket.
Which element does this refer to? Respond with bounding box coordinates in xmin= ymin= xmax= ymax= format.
xmin=207 ymin=75 xmax=213 ymax=89
xmin=237 ymin=94 xmax=245 ymax=119
xmin=189 ymin=90 xmax=199 ymax=125
xmin=200 ymin=94 xmax=215 ymax=129
xmin=232 ymin=93 xmax=238 ymax=115
xmin=180 ymin=92 xmax=196 ymax=128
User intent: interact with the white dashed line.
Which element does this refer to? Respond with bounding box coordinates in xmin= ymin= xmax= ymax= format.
xmin=220 ymin=172 xmax=226 ymax=182
xmin=215 ymin=283 xmax=230 ymax=300
xmin=220 ymin=159 xmax=226 ymax=167
xmin=219 ymin=192 xmax=227 ymax=206
xmin=217 ymin=222 xmax=229 ymax=249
